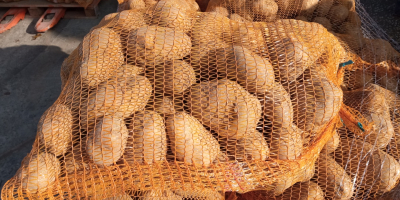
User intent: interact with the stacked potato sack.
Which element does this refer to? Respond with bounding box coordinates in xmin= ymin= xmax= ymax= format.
xmin=2 ymin=0 xmax=400 ymax=200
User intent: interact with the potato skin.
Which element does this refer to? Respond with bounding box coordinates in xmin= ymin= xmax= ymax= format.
xmin=79 ymin=27 xmax=124 ymax=87
xmin=208 ymin=46 xmax=275 ymax=93
xmin=321 ymin=129 xmax=340 ymax=153
xmin=360 ymin=39 xmax=399 ymax=64
xmin=273 ymin=162 xmax=316 ymax=195
xmin=335 ymin=138 xmax=400 ymax=195
xmin=127 ymin=25 xmax=192 ymax=66
xmin=252 ymin=0 xmax=279 ymax=21
xmin=86 ymin=115 xmax=129 ymax=166
xmin=316 ymin=154 xmax=354 ymax=199
xmin=166 ymin=112 xmax=220 ymax=167
xmin=124 ymin=111 xmax=167 ymax=164
xmin=148 ymin=1 xmax=195 ymax=33
xmin=327 ymin=5 xmax=349 ymax=25
xmin=185 ymin=79 xmax=262 ymax=139
xmin=37 ymin=104 xmax=72 ymax=156
xmin=277 ymin=181 xmax=324 ymax=200
xmin=80 ymin=75 xmax=152 ymax=129
xmin=315 ymin=0 xmax=334 ymax=17
xmin=236 ymin=129 xmax=270 ymax=161
xmin=17 ymin=153 xmax=60 ymax=193
xmin=343 ymin=88 xmax=394 ymax=148
xmin=145 ymin=60 xmax=196 ymax=96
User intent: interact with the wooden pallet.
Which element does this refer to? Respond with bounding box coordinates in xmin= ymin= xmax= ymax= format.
xmin=0 ymin=0 xmax=100 ymax=18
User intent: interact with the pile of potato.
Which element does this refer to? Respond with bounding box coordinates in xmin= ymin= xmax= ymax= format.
xmin=4 ymin=0 xmax=400 ymax=199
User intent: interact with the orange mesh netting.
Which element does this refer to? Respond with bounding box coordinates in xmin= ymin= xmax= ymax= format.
xmin=2 ymin=0 xmax=400 ymax=199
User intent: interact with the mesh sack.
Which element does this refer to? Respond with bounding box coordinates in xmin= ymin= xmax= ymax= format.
xmin=3 ymin=0 xmax=400 ymax=199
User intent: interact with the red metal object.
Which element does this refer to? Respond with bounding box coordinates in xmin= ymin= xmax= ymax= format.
xmin=0 ymin=8 xmax=27 ymax=34
xmin=35 ymin=8 xmax=66 ymax=32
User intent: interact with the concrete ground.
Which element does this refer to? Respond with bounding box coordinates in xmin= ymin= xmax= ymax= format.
xmin=0 ymin=0 xmax=117 ymax=190
xmin=0 ymin=0 xmax=399 ymax=194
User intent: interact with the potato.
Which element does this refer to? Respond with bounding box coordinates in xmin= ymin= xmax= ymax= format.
xmin=80 ymin=27 xmax=124 ymax=87
xmin=126 ymin=0 xmax=145 ymax=10
xmin=60 ymin=48 xmax=79 ymax=89
xmin=262 ymin=20 xmax=325 ymax=82
xmin=17 ymin=153 xmax=60 ymax=193
xmin=335 ymin=33 xmax=364 ymax=51
xmin=229 ymin=13 xmax=248 ymax=22
xmin=124 ymin=111 xmax=167 ymax=164
xmin=205 ymin=0 xmax=230 ymax=16
xmin=231 ymin=22 xmax=266 ymax=53
xmin=336 ymin=0 xmax=354 ymax=10
xmin=343 ymin=88 xmax=394 ymax=148
xmin=142 ymin=189 xmax=182 ymax=199
xmin=367 ymin=83 xmax=399 ymax=110
xmin=335 ymin=138 xmax=400 ymax=194
xmin=360 ymin=39 xmax=399 ymax=64
xmin=327 ymin=5 xmax=349 ymax=25
xmin=103 ymin=194 xmax=133 ymax=200
xmin=321 ymin=129 xmax=340 ymax=153
xmin=152 ymin=97 xmax=176 ymax=115
xmin=275 ymin=0 xmax=318 ymax=18
xmin=185 ymin=79 xmax=262 ymax=139
xmin=86 ymin=115 xmax=129 ymax=166
xmin=37 ymin=104 xmax=72 ymax=156
xmin=127 ymin=26 xmax=192 ymax=66
xmin=145 ymin=60 xmax=196 ymax=95
xmin=346 ymin=11 xmax=361 ymax=27
xmin=277 ymin=181 xmax=324 ymax=200
xmin=116 ymin=64 xmax=144 ymax=79
xmin=236 ymin=129 xmax=269 ymax=161
xmin=292 ymin=69 xmax=343 ymax=134
xmin=299 ymin=0 xmax=319 ymax=18
xmin=173 ymin=186 xmax=224 ymax=199
xmin=313 ymin=17 xmax=332 ymax=31
xmin=269 ymin=124 xmax=304 ymax=160
xmin=148 ymin=1 xmax=196 ymax=33
xmin=314 ymin=0 xmax=334 ymax=17
xmin=295 ymin=15 xmax=308 ymax=21
xmin=80 ymin=75 xmax=152 ymax=129
xmin=166 ymin=112 xmax=220 ymax=167
xmin=111 ymin=10 xmax=147 ymax=33
xmin=273 ymin=162 xmax=316 ymax=195
xmin=93 ymin=13 xmax=119 ymax=30
xmin=252 ymin=0 xmax=278 ymax=21
xmin=316 ymin=154 xmax=354 ymax=199
xmin=207 ymin=46 xmax=275 ymax=93
xmin=64 ymin=153 xmax=90 ymax=175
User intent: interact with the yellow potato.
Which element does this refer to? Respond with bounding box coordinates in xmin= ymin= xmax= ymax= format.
xmin=207 ymin=46 xmax=275 ymax=93
xmin=236 ymin=129 xmax=269 ymax=161
xmin=269 ymin=124 xmax=304 ymax=160
xmin=103 ymin=194 xmax=133 ymax=200
xmin=299 ymin=0 xmax=319 ymax=18
xmin=205 ymin=0 xmax=230 ymax=16
xmin=86 ymin=115 xmax=129 ymax=166
xmin=313 ymin=16 xmax=332 ymax=31
xmin=142 ymin=189 xmax=182 ymax=199
xmin=148 ymin=1 xmax=196 ymax=33
xmin=321 ymin=129 xmax=340 ymax=153
xmin=127 ymin=26 xmax=192 ymax=66
xmin=273 ymin=162 xmax=316 ymax=195
xmin=335 ymin=33 xmax=365 ymax=51
xmin=173 ymin=186 xmax=224 ymax=199
xmin=360 ymin=38 xmax=400 ymax=64
xmin=229 ymin=13 xmax=249 ymax=22
xmin=79 ymin=27 xmax=124 ymax=87
xmin=314 ymin=0 xmax=334 ymax=17
xmin=336 ymin=138 xmax=400 ymax=194
xmin=93 ymin=13 xmax=119 ymax=30
xmin=292 ymin=69 xmax=343 ymax=134
xmin=111 ymin=10 xmax=147 ymax=33
xmin=80 ymin=75 xmax=152 ymax=129
xmin=277 ymin=181 xmax=324 ymax=200
xmin=64 ymin=152 xmax=90 ymax=175
xmin=115 ymin=64 xmax=144 ymax=79
xmin=251 ymin=0 xmax=278 ymax=21
xmin=275 ymin=0 xmax=318 ymax=19
xmin=126 ymin=0 xmax=145 ymax=10
xmin=231 ymin=22 xmax=266 ymax=53
xmin=37 ymin=104 xmax=72 ymax=156
xmin=327 ymin=5 xmax=349 ymax=25
xmin=145 ymin=60 xmax=196 ymax=95
xmin=17 ymin=153 xmax=60 ymax=193
xmin=262 ymin=19 xmax=326 ymax=82
xmin=166 ymin=112 xmax=220 ymax=167
xmin=316 ymin=154 xmax=354 ymax=199
xmin=336 ymin=0 xmax=354 ymax=10
xmin=343 ymin=88 xmax=394 ymax=148
xmin=185 ymin=79 xmax=262 ymax=139
xmin=151 ymin=97 xmax=176 ymax=115
xmin=124 ymin=111 xmax=167 ymax=164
